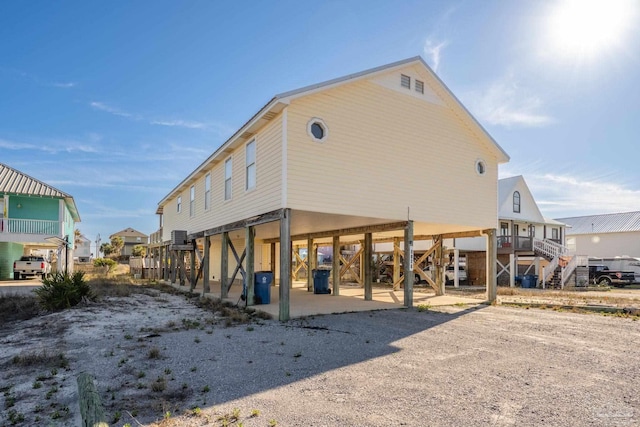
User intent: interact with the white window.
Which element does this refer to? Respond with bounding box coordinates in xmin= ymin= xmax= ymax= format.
xmin=224 ymin=157 xmax=232 ymax=200
xmin=177 ymin=196 xmax=182 ymax=213
xmin=401 ymin=74 xmax=410 ymax=89
xmin=204 ymin=173 xmax=211 ymax=210
xmin=190 ymin=185 xmax=195 ymax=217
xmin=246 ymin=140 xmax=256 ymax=190
xmin=415 ymin=80 xmax=424 ymax=94
xmin=552 ymin=228 xmax=559 ymax=240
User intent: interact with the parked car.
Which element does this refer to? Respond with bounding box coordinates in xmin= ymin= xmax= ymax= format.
xmin=13 ymin=256 xmax=51 ymax=280
xmin=588 ymin=265 xmax=635 ymax=287
xmin=418 ymin=265 xmax=467 ymax=285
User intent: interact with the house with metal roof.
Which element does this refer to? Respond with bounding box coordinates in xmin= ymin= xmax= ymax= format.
xmin=151 ymin=56 xmax=509 ymax=320
xmin=0 ymin=163 xmax=80 ymax=279
xmin=556 ymin=211 xmax=640 ymax=258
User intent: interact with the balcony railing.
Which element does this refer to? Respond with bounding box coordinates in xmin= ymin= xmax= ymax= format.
xmin=0 ymin=218 xmax=61 ymax=235
xmin=150 ymin=228 xmax=163 ymax=245
xmin=497 ymin=235 xmax=534 ymax=251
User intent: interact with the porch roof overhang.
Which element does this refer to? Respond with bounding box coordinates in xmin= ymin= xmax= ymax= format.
xmin=500 ymin=216 xmax=565 ymax=228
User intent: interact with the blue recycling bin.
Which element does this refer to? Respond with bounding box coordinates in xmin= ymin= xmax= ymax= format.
xmin=313 ymin=269 xmax=331 ymax=294
xmin=254 ymin=271 xmax=273 ymax=304
xmin=521 ymin=274 xmax=538 ymax=289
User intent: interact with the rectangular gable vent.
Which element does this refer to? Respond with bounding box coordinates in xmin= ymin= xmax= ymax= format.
xmin=415 ymin=80 xmax=424 ymax=94
xmin=400 ymin=74 xmax=411 ymax=89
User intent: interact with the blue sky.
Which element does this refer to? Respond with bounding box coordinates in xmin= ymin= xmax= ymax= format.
xmin=1 ymin=0 xmax=639 ymax=252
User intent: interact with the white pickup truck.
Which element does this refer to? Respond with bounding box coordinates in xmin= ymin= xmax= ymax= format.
xmin=419 ymin=265 xmax=468 ymax=285
xmin=13 ymin=256 xmax=51 ymax=280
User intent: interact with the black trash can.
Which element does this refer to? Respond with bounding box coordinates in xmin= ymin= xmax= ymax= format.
xmin=313 ymin=269 xmax=331 ymax=294
xmin=254 ymin=271 xmax=273 ymax=304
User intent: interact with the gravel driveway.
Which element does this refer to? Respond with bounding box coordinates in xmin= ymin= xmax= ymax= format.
xmin=1 ymin=289 xmax=639 ymax=426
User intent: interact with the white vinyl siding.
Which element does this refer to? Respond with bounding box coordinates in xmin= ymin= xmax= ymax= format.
xmin=286 ymin=70 xmax=499 ymax=230
xmin=204 ymin=173 xmax=211 ymax=211
xmin=190 ymin=185 xmax=195 ymax=217
xmin=224 ymin=158 xmax=232 ymax=201
xmin=246 ymin=140 xmax=256 ymax=190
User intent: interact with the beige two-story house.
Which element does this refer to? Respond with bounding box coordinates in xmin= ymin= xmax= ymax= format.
xmin=152 ymin=57 xmax=510 ymax=320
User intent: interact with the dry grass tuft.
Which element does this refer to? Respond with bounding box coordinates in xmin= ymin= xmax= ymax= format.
xmin=0 ymin=293 xmax=41 ymax=323
xmin=12 ymin=349 xmax=69 ymax=369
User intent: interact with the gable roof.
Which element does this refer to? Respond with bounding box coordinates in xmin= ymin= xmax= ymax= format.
xmin=498 ymin=175 xmax=545 ymax=223
xmin=157 ymin=56 xmax=509 ymax=211
xmin=556 ymin=211 xmax=640 ymax=235
xmin=0 ymin=162 xmax=80 ymax=222
xmin=110 ymin=227 xmax=148 ymax=239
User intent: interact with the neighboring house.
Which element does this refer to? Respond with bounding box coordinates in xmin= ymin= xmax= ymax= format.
xmin=0 ymin=163 xmax=80 ymax=279
xmin=74 ymin=234 xmax=92 ymax=263
xmin=109 ymin=228 xmax=148 ymax=257
xmin=453 ymin=175 xmax=570 ymax=286
xmin=151 ymin=56 xmax=510 ymax=320
xmin=556 ymin=211 xmax=640 ymax=258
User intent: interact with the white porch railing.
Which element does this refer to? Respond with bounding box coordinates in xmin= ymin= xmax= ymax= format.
xmin=541 ymin=256 xmax=559 ymax=288
xmin=533 ymin=238 xmax=568 ymax=259
xmin=0 ymin=218 xmax=61 ymax=235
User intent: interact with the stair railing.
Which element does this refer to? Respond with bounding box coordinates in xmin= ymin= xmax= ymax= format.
xmin=541 ymin=256 xmax=560 ymax=289
xmin=533 ymin=238 xmax=568 ymax=259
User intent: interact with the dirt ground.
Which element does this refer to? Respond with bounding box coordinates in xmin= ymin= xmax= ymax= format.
xmin=1 ymin=286 xmax=640 ymax=427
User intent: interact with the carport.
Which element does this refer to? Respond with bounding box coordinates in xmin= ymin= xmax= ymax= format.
xmin=153 ymin=208 xmax=497 ymax=321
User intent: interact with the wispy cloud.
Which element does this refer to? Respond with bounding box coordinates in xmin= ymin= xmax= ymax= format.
xmin=90 ymin=101 xmax=135 ymax=118
xmin=423 ymin=39 xmax=448 ymax=73
xmin=89 ymin=101 xmax=229 ymax=134
xmin=0 ymin=67 xmax=77 ymax=89
xmin=466 ymin=76 xmax=554 ymax=128
xmin=51 ymin=81 xmax=77 ymax=88
xmin=0 ymin=136 xmax=101 ymax=154
xmin=151 ymin=119 xmax=206 ymax=129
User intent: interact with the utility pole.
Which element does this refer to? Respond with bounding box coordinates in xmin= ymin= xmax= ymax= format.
xmin=95 ymin=234 xmax=101 ymax=259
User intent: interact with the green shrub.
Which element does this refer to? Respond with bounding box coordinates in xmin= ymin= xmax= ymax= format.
xmin=34 ymin=271 xmax=95 ymax=311
xmin=93 ymin=258 xmax=117 ymax=272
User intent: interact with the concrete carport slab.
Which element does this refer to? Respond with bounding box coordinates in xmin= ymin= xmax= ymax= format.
xmin=152 ymin=209 xmax=497 ymax=321
xmin=166 ymin=279 xmax=484 ymax=319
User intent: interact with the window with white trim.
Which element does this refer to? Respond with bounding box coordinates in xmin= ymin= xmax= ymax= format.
xmin=190 ymin=185 xmax=195 ymax=217
xmin=513 ymin=191 xmax=521 ymax=213
xmin=204 ymin=173 xmax=211 ymax=210
xmin=246 ymin=140 xmax=256 ymax=190
xmin=224 ymin=157 xmax=232 ymax=200
xmin=177 ymin=196 xmax=182 ymax=213
xmin=307 ymin=118 xmax=328 ymax=142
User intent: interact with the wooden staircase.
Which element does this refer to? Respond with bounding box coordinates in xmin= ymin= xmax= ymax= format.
xmin=533 ymin=238 xmax=588 ymax=289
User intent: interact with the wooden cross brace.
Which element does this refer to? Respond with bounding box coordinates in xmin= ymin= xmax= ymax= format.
xmin=496 ymin=259 xmax=509 ymax=278
xmin=226 ymin=240 xmax=246 ymax=294
xmin=339 ymin=246 xmax=363 ymax=286
xmin=393 ymin=240 xmax=440 ymax=292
